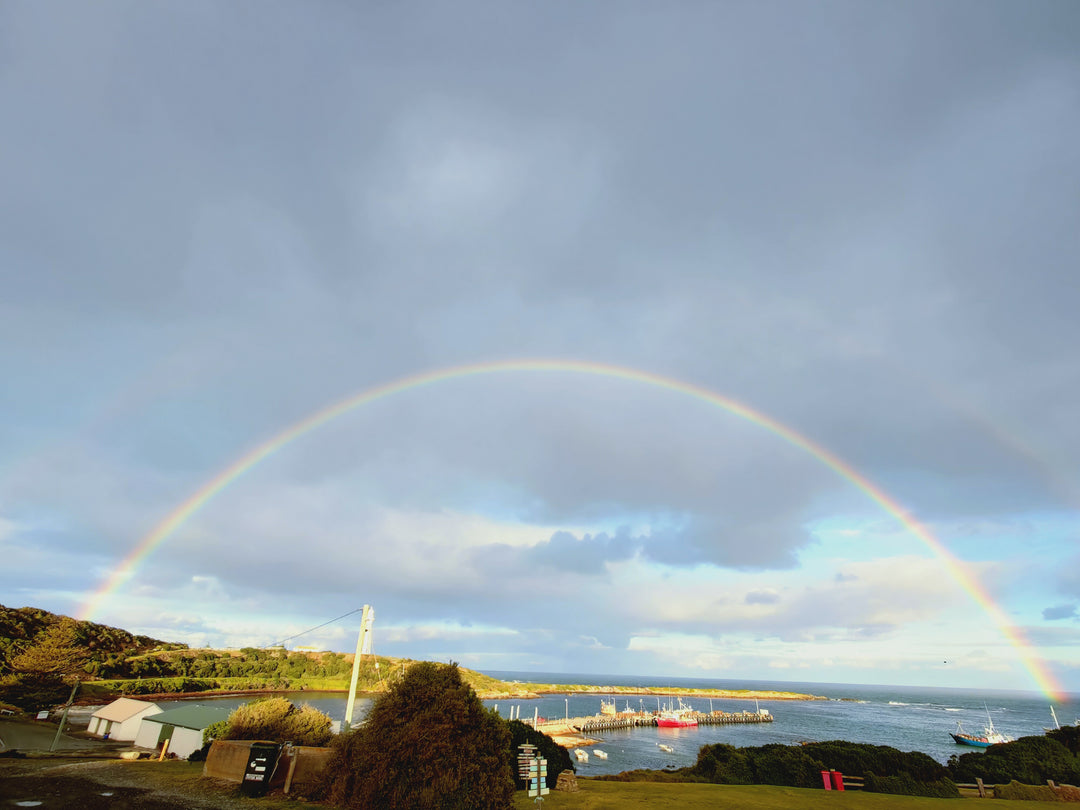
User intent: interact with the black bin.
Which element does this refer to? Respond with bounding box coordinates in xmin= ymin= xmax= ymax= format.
xmin=240 ymin=742 xmax=281 ymax=797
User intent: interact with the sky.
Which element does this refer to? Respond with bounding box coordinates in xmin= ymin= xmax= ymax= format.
xmin=2 ymin=1 xmax=1079 ymax=697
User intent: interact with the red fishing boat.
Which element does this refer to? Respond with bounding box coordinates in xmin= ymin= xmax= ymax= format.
xmin=655 ymin=698 xmax=698 ymax=728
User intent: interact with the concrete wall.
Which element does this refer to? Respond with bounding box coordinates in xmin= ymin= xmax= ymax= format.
xmin=203 ymin=739 xmax=332 ymax=791
xmin=277 ymin=745 xmax=334 ymax=790
xmin=203 ymin=739 xmax=259 ymax=781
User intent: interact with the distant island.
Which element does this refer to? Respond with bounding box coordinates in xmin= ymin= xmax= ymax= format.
xmin=511 ymin=682 xmax=827 ymax=701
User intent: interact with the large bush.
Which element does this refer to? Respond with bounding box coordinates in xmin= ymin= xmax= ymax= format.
xmin=1048 ymin=724 xmax=1080 ymax=756
xmin=320 ymin=661 xmax=514 ymax=810
xmin=690 ymin=743 xmax=754 ymax=784
xmin=686 ymin=740 xmax=951 ymax=790
xmin=949 ymin=734 xmax=1080 ymax=787
xmin=746 ymin=743 xmax=824 ymax=788
xmin=504 ymin=719 xmax=574 ymax=790
xmin=204 ymin=697 xmax=333 ymax=747
xmin=802 ymin=740 xmax=948 ymax=781
xmin=0 ymin=673 xmax=71 ymax=711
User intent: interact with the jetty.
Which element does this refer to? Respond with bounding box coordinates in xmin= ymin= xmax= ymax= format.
xmin=532 ymin=708 xmax=773 ymax=739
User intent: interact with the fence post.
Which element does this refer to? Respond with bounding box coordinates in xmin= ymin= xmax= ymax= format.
xmin=976 ymin=777 xmax=986 ymax=798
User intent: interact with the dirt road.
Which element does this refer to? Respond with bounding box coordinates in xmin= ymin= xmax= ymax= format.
xmin=0 ymin=718 xmax=99 ymax=752
xmin=0 ymin=757 xmax=324 ymax=809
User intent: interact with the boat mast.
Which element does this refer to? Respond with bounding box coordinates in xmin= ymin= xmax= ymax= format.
xmin=344 ymin=604 xmax=375 ymax=728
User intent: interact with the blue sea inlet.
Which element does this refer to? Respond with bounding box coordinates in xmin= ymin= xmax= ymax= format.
xmin=150 ymin=672 xmax=1078 ymax=776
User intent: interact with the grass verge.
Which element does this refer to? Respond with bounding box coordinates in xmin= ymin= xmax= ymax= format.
xmin=511 ymin=778 xmax=1065 ymax=808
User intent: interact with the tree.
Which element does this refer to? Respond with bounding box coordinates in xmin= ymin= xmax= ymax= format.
xmin=321 ymin=661 xmax=514 ymax=810
xmin=7 ymin=618 xmax=90 ymax=678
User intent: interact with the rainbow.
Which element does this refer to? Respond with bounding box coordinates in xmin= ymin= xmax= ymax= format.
xmin=77 ymin=358 xmax=1063 ymax=700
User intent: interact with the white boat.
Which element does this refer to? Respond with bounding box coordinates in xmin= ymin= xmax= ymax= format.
xmin=657 ymin=743 xmax=673 ymax=753
xmin=593 ymin=749 xmax=608 ymax=759
xmin=574 ymin=748 xmax=589 ymax=762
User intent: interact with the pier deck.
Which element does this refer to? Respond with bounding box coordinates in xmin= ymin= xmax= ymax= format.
xmin=534 ymin=709 xmax=773 ymax=738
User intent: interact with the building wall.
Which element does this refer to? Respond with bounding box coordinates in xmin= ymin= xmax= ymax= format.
xmin=134 ymin=719 xmax=169 ymax=751
xmin=88 ymin=706 xmax=161 ymax=741
xmin=166 ymin=727 xmax=204 ymax=759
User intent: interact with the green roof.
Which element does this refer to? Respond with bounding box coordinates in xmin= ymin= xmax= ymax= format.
xmin=142 ymin=704 xmax=232 ymax=731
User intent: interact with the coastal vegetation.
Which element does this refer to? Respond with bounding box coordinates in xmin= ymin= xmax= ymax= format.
xmin=320 ymin=661 xmax=515 ymax=809
xmin=948 ymin=732 xmax=1080 ymax=787
xmin=201 ymin=696 xmax=334 ymax=748
xmin=505 ymin=718 xmax=575 ymax=790
xmin=600 ymin=740 xmax=958 ymax=797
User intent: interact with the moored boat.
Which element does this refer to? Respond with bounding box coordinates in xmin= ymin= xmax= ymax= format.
xmin=574 ymin=748 xmax=589 ymax=762
xmin=593 ymin=749 xmax=608 ymax=759
xmin=950 ymin=707 xmax=1013 ymax=748
xmin=656 ymin=697 xmax=698 ymax=728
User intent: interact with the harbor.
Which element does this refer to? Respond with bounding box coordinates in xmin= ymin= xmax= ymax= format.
xmin=524 ymin=697 xmax=773 ymax=744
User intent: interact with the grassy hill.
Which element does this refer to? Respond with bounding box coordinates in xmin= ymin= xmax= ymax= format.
xmin=0 ymin=603 xmax=534 ymax=705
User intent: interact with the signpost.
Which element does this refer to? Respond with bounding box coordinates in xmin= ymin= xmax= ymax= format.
xmin=518 ymin=743 xmax=548 ymax=799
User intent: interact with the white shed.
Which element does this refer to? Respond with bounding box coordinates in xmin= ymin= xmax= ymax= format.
xmin=133 ymin=704 xmax=232 ymax=760
xmin=87 ymin=697 xmax=162 ymax=741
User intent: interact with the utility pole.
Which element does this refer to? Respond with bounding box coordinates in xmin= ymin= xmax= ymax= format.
xmin=50 ymin=682 xmax=80 ymax=752
xmin=344 ymin=605 xmax=374 ymax=728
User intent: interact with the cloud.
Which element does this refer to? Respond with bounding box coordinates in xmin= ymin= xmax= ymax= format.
xmin=2 ymin=1 xmax=1079 ymax=691
xmin=1041 ymin=605 xmax=1079 ymax=622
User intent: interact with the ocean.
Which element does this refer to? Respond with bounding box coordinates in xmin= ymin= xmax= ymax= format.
xmin=138 ymin=672 xmax=1078 ymax=776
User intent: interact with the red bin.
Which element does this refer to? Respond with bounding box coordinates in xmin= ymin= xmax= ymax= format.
xmin=831 ymin=770 xmax=844 ymax=791
xmin=821 ymin=770 xmax=832 ymax=790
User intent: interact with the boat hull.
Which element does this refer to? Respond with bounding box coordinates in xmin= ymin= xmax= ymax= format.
xmin=656 ymin=717 xmax=698 ymax=728
xmin=951 ymin=733 xmax=994 ymax=748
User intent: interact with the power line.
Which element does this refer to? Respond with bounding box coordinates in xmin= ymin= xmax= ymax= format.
xmin=267 ymin=608 xmax=363 ymax=648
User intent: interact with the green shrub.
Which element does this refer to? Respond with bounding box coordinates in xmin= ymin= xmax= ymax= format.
xmin=213 ymin=697 xmax=333 ymax=747
xmin=319 ymin=661 xmax=514 ymax=810
xmin=1048 ymin=725 xmax=1080 ymax=756
xmin=949 ymin=735 xmax=1080 ymax=787
xmin=746 ymin=743 xmax=824 ymax=789
xmin=993 ymin=780 xmax=1062 ymax=801
xmin=864 ymin=772 xmax=960 ymax=798
xmin=504 ymin=719 xmax=574 ymax=790
xmin=690 ymin=743 xmax=754 ymax=784
xmin=803 ymin=740 xmax=947 ymax=781
xmin=0 ymin=673 xmax=71 ymax=710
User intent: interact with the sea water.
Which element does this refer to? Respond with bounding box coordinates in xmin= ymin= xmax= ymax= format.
xmin=147 ymin=673 xmax=1078 ymax=776
xmin=479 ymin=672 xmax=1079 ymax=775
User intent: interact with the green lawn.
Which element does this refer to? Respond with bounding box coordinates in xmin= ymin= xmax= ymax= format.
xmin=512 ymin=779 xmax=1064 ymax=809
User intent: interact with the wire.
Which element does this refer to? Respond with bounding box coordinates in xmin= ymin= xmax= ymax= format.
xmin=267 ymin=608 xmax=363 ymax=648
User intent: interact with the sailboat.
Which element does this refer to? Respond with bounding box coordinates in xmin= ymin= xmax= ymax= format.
xmin=950 ymin=705 xmax=1013 ymax=748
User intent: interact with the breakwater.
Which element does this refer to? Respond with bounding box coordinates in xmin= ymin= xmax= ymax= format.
xmin=535 ymin=709 xmax=773 ymax=737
